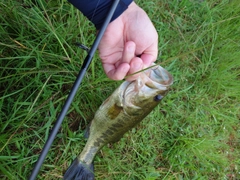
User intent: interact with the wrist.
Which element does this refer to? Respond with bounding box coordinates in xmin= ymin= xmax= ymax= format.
xmin=69 ymin=0 xmax=133 ymax=30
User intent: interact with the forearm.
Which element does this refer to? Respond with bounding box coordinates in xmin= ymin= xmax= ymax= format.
xmin=68 ymin=0 xmax=133 ymax=29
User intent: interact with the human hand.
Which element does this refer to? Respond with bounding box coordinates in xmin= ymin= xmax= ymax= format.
xmin=98 ymin=2 xmax=158 ymax=81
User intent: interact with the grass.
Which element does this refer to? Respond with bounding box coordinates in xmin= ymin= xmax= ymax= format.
xmin=0 ymin=0 xmax=239 ymax=179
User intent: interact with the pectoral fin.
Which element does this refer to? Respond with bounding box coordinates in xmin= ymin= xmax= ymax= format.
xmin=107 ymin=103 xmax=123 ymax=119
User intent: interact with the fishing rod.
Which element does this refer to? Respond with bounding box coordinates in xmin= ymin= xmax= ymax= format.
xmin=29 ymin=0 xmax=120 ymax=179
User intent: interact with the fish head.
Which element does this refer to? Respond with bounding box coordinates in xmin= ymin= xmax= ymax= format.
xmin=122 ymin=65 xmax=173 ymax=115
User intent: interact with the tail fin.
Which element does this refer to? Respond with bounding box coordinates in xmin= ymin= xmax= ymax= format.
xmin=63 ymin=158 xmax=94 ymax=180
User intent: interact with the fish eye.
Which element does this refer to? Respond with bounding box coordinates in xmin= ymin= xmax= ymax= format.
xmin=154 ymin=94 xmax=163 ymax=101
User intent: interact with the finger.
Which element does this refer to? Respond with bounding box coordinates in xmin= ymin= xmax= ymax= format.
xmin=140 ymin=53 xmax=157 ymax=68
xmin=138 ymin=41 xmax=158 ymax=68
xmin=122 ymin=41 xmax=136 ymax=64
xmin=126 ymin=57 xmax=143 ymax=81
xmin=102 ymin=63 xmax=130 ymax=80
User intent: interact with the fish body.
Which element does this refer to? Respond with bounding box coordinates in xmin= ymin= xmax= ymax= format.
xmin=63 ymin=65 xmax=173 ymax=180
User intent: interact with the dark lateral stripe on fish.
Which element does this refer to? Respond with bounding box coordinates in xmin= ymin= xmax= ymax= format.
xmin=109 ymin=126 xmax=117 ymax=132
xmin=105 ymin=129 xmax=114 ymax=136
xmin=94 ymin=138 xmax=104 ymax=147
xmin=113 ymin=122 xmax=124 ymax=128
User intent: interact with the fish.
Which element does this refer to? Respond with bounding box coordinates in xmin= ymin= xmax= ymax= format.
xmin=63 ymin=64 xmax=173 ymax=180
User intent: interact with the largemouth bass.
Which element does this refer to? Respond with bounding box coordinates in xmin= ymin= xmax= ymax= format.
xmin=63 ymin=65 xmax=173 ymax=180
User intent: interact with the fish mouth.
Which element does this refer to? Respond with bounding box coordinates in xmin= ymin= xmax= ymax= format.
xmin=122 ymin=64 xmax=173 ymax=95
xmin=120 ymin=64 xmax=173 ymax=110
xmin=147 ymin=64 xmax=173 ymax=87
xmin=136 ymin=64 xmax=173 ymax=93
